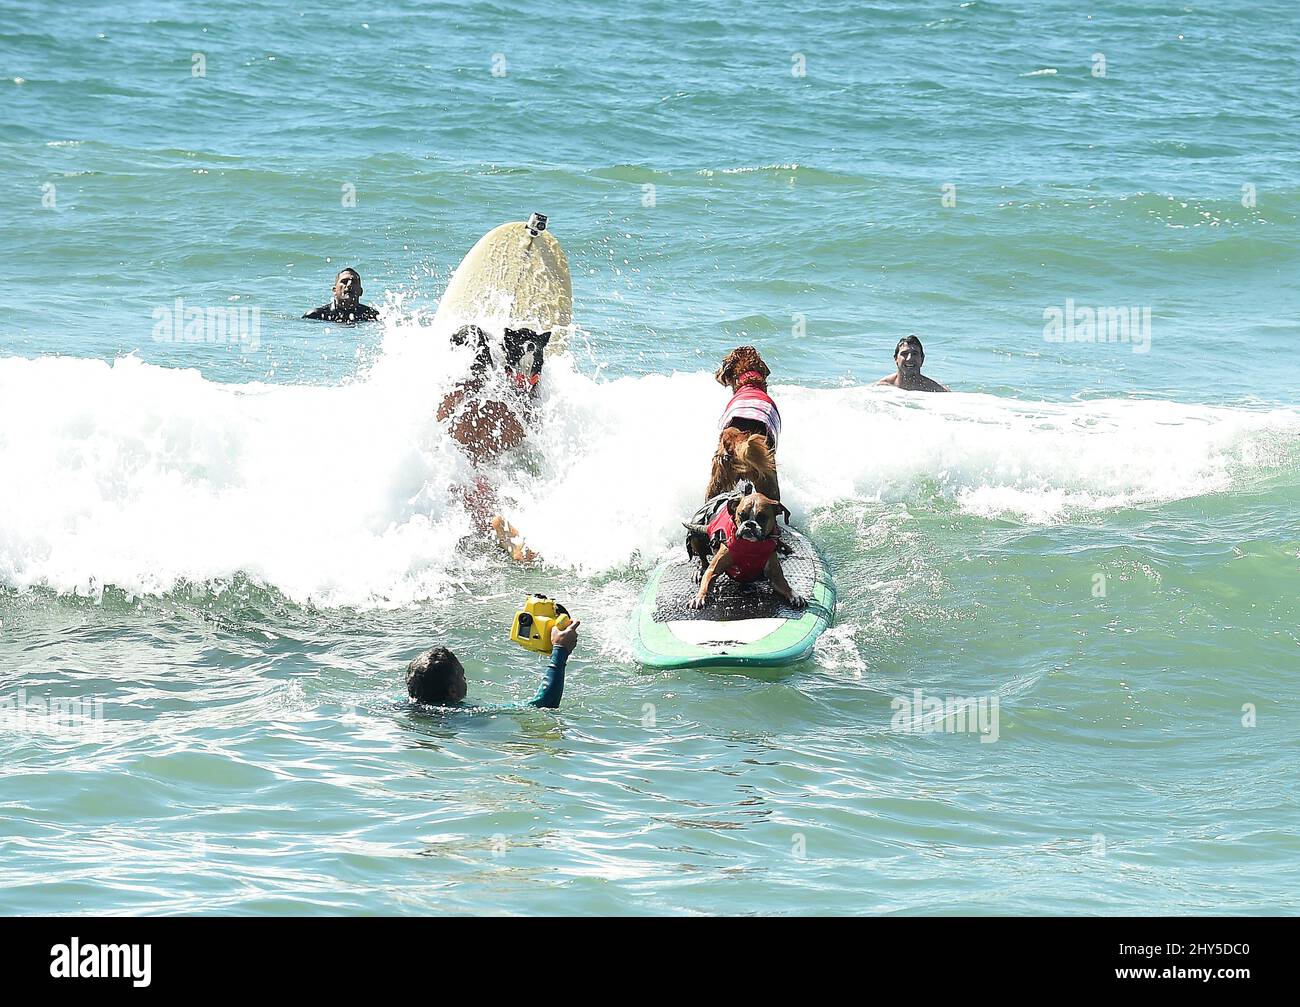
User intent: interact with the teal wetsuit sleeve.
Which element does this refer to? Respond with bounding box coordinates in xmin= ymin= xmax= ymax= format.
xmin=526 ymin=646 xmax=569 ymax=709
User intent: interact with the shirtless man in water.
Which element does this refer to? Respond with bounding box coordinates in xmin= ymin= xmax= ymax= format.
xmin=303 ymin=268 xmax=380 ymax=323
xmin=878 ymin=334 xmax=950 ymax=392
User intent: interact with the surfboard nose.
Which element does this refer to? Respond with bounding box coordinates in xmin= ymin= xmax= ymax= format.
xmin=434 ymin=216 xmax=573 ymax=342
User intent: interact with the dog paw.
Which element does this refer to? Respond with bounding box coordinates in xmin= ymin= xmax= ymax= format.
xmin=788 ymin=594 xmax=807 ymax=610
xmin=691 ymin=568 xmax=704 ymax=585
xmin=688 ymin=595 xmax=707 ymax=610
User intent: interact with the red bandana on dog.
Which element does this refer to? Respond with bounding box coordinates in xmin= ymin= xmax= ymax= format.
xmin=706 ymin=504 xmax=778 ymax=582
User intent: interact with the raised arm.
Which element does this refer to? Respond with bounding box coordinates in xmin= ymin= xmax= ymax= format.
xmin=526 ymin=619 xmax=581 ymax=709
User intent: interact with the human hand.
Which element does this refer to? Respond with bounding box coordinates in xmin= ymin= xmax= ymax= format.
xmin=552 ymin=618 xmax=580 ymax=653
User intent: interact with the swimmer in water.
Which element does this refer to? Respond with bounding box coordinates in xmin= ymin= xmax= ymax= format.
xmin=405 ymin=618 xmax=580 ymax=711
xmin=303 ymin=267 xmax=380 ymax=323
xmin=877 ymin=334 xmax=950 ymax=392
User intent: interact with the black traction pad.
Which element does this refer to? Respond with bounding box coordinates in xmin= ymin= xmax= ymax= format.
xmin=653 ymin=529 xmax=820 ymax=623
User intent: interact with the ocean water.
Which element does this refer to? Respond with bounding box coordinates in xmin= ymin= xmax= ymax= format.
xmin=2 ymin=0 xmax=1298 ymax=916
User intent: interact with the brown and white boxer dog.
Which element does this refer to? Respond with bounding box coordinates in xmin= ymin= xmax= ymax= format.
xmin=684 ymin=483 xmax=804 ymax=610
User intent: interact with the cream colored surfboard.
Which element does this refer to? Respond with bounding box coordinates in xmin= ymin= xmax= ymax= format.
xmin=433 ymin=217 xmax=572 ymax=347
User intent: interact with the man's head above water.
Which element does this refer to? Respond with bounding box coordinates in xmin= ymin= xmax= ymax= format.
xmin=332 ymin=268 xmax=363 ymax=308
xmin=406 ymin=646 xmax=468 ymax=706
xmin=302 ymin=267 xmax=379 ymax=323
xmin=879 ymin=334 xmax=949 ymax=392
xmin=894 ymin=334 xmax=925 ymax=372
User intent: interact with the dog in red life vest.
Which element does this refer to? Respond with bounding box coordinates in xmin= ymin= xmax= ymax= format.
xmin=685 ymin=484 xmax=805 ymax=610
xmin=707 ymin=346 xmax=782 ymax=501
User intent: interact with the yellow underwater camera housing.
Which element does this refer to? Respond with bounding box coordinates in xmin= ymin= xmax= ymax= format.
xmin=510 ymin=594 xmax=571 ymax=654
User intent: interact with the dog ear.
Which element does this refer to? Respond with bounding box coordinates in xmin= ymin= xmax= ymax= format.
xmin=452 ymin=325 xmax=492 ymax=373
xmin=726 ymin=496 xmax=739 ymax=516
xmin=535 ymin=330 xmax=551 ymax=349
xmin=452 ymin=324 xmax=487 ymax=349
xmin=777 ymin=503 xmax=792 ymax=525
xmin=715 ymin=349 xmax=737 ymax=387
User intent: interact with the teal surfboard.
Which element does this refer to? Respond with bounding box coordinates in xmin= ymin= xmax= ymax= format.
xmin=632 ymin=528 xmax=836 ymax=670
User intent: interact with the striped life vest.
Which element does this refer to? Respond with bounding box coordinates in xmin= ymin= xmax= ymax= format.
xmin=719 ymin=385 xmax=781 ymax=449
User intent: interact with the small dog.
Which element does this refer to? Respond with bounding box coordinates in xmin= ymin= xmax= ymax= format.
xmin=707 ymin=427 xmax=779 ymax=502
xmin=438 ymin=324 xmax=551 ymax=561
xmin=450 ymin=323 xmax=551 ymax=384
xmin=708 ymin=346 xmax=782 ymax=501
xmin=437 ymin=324 xmax=551 ymax=464
xmin=683 ymin=483 xmax=804 ymax=610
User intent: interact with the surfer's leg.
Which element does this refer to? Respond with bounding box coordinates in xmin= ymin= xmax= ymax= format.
xmin=488 ymin=514 xmax=514 ymax=546
xmin=458 ymin=476 xmax=499 ymax=533
xmin=489 ymin=514 xmax=538 ymax=563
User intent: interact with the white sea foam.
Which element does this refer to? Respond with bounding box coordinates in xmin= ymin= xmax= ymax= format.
xmin=1 ymin=320 xmax=1296 ymax=605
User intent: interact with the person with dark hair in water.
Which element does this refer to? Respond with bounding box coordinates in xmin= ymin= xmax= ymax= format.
xmin=878 ymin=335 xmax=949 ymax=392
xmin=303 ymin=267 xmax=380 ymax=323
xmin=405 ymin=618 xmax=580 ymax=712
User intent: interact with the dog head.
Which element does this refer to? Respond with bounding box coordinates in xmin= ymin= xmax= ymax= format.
xmin=729 ymin=488 xmax=791 ymax=542
xmin=715 ymin=345 xmax=771 ymax=391
xmin=450 ymin=325 xmax=551 ymax=389
xmin=503 ymin=327 xmax=551 ymax=386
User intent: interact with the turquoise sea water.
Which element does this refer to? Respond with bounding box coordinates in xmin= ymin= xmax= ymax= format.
xmin=2 ymin=0 xmax=1298 ymax=915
